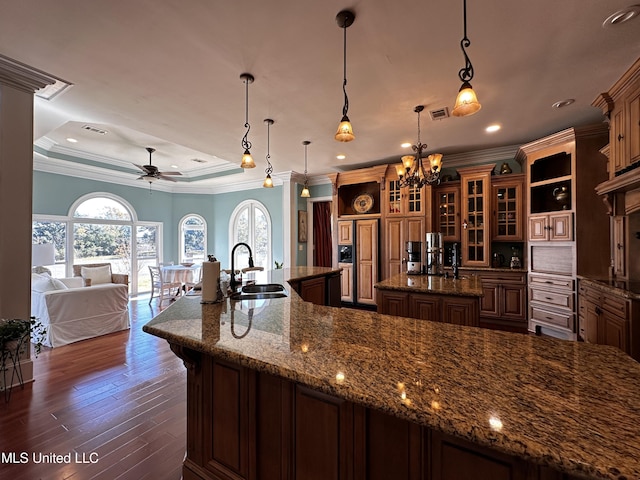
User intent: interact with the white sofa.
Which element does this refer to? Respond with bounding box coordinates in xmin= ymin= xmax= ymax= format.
xmin=30 ymin=268 xmax=130 ymax=347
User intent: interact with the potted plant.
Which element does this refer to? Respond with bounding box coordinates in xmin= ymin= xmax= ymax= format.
xmin=0 ymin=316 xmax=47 ymax=358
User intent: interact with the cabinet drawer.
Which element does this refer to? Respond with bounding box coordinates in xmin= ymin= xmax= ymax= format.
xmin=529 ymin=287 xmax=574 ymax=310
xmin=529 ymin=274 xmax=574 ymax=290
xmin=603 ymin=295 xmax=627 ymax=320
xmin=530 ymin=305 xmax=573 ymax=329
xmin=474 ymin=271 xmax=526 ymax=284
xmin=578 ymin=284 xmax=601 ymax=303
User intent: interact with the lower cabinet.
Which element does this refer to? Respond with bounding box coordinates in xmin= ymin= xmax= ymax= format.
xmin=289 ymin=272 xmax=342 ymax=307
xmin=528 ymin=273 xmax=576 ymax=340
xmin=469 ymin=270 xmax=527 ymax=332
xmin=182 ymin=355 xmax=578 ymax=480
xmin=377 ymin=290 xmax=479 ymax=327
xmin=578 ymin=279 xmax=640 ymax=361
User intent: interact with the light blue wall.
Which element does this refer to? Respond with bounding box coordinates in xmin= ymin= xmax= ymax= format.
xmin=33 ymin=171 xmax=285 ymax=269
xmin=295 ymin=183 xmax=333 ymax=266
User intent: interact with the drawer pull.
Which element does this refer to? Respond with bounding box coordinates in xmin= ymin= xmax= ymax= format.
xmin=545 ymin=296 xmax=553 ymax=300
xmin=545 ymin=281 xmax=553 ymax=284
xmin=546 ymin=316 xmax=553 ymax=320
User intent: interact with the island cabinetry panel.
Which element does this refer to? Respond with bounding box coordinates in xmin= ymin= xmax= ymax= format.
xmin=459 ymin=164 xmax=495 ymax=267
xmin=182 ymin=355 xmax=570 ymax=480
xmin=378 ymin=290 xmax=409 ymax=317
xmin=577 ymin=280 xmax=640 ymax=361
xmin=377 ymin=290 xmax=478 ymax=327
xmin=469 ymin=270 xmax=527 ymax=332
xmin=433 ymin=182 xmax=461 ymax=242
xmin=289 ymin=271 xmax=342 ymax=307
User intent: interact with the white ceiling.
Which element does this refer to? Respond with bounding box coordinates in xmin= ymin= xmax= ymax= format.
xmin=2 ymin=0 xmax=640 ymax=193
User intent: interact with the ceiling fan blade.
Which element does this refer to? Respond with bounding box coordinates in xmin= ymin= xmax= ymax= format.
xmin=158 ymin=174 xmax=178 ymax=182
xmin=157 ymin=171 xmax=182 ymax=176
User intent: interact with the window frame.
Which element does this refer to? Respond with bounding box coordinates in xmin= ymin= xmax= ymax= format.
xmin=179 ymin=214 xmax=207 ymax=264
xmin=228 ymin=199 xmax=272 ymax=270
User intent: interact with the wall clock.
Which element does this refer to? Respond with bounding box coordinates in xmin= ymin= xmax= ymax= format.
xmin=352 ymin=193 xmax=374 ymax=214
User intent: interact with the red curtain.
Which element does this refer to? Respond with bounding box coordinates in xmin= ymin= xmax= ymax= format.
xmin=313 ymin=202 xmax=332 ymax=267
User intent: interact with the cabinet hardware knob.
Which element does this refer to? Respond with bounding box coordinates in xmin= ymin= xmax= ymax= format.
xmin=617 ymin=133 xmax=624 ymax=141
xmin=617 ymin=243 xmax=623 ymax=250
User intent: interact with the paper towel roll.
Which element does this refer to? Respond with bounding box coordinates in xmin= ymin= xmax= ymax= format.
xmin=201 ymin=260 xmax=220 ymax=303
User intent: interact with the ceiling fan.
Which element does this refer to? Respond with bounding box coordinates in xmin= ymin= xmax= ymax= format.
xmin=134 ymin=147 xmax=182 ymax=184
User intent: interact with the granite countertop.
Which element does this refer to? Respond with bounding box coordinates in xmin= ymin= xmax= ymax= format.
xmin=374 ymin=272 xmax=484 ymax=297
xmin=144 ymin=268 xmax=640 ymax=480
xmin=579 ymin=276 xmax=640 ymax=300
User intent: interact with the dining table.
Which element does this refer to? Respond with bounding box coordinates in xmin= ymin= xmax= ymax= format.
xmin=161 ymin=264 xmax=201 ymax=293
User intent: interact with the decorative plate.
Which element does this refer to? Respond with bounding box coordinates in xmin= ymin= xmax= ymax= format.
xmin=352 ymin=193 xmax=374 ymax=214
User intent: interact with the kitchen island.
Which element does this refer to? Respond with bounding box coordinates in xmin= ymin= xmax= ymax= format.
xmin=375 ymin=272 xmax=484 ymax=326
xmin=143 ymin=266 xmax=640 ymax=480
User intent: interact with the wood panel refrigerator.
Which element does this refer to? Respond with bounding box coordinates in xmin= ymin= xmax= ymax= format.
xmin=337 ymin=218 xmax=379 ymax=306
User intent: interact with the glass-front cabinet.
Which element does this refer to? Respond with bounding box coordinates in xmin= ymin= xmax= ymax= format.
xmin=459 ymin=164 xmax=495 ymax=267
xmin=434 ymin=183 xmax=460 ymax=242
xmin=492 ymin=174 xmax=525 ymax=241
xmin=385 ymin=166 xmax=428 ymax=216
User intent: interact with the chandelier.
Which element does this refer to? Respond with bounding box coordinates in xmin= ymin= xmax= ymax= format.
xmin=396 ymin=106 xmax=443 ymax=188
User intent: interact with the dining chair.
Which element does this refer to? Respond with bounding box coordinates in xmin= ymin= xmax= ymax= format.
xmin=184 ymin=265 xmax=203 ymax=293
xmin=148 ymin=265 xmax=182 ymax=305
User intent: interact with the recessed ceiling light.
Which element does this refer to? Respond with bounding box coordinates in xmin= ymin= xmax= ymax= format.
xmin=66 ymin=137 xmax=78 ymax=143
xmin=485 ymin=124 xmax=501 ymax=133
xmin=336 ymin=154 xmax=346 ymax=160
xmin=603 ymin=5 xmax=640 ymax=27
xmin=401 ymin=142 xmax=412 ymax=148
xmin=552 ymin=99 xmax=575 ymax=109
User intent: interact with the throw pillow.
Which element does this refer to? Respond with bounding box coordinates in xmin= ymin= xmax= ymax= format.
xmin=59 ymin=277 xmax=84 ymax=289
xmin=81 ymin=265 xmax=112 ymax=285
xmin=32 ymin=276 xmax=69 ymax=292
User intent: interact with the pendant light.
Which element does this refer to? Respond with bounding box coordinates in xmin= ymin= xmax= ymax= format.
xmin=240 ymin=73 xmax=256 ymax=168
xmin=301 ymin=140 xmax=311 ymax=198
xmin=452 ymin=0 xmax=481 ymax=117
xmin=334 ymin=10 xmax=356 ymax=142
xmin=263 ymin=118 xmax=274 ymax=188
xmin=396 ymin=106 xmax=443 ymax=188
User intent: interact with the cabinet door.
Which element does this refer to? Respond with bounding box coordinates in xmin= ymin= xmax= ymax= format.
xmin=611 ymin=107 xmax=626 ymax=174
xmin=528 ymin=215 xmax=548 ymax=241
xmin=548 ymin=212 xmax=573 ymax=241
xmin=442 ymin=297 xmax=479 ymax=327
xmin=600 ymin=315 xmax=628 ymax=353
xmin=409 ymin=294 xmax=441 ymax=321
xmin=340 ymin=264 xmax=353 ymax=302
xmin=492 ymin=179 xmax=524 ymax=241
xmin=378 ymin=290 xmax=409 ymax=317
xmin=502 ymin=284 xmax=526 ymax=319
xmin=300 ymin=277 xmax=326 ymax=306
xmin=434 ymin=185 xmax=460 ymax=241
xmin=460 ymin=165 xmax=493 ymax=267
xmin=582 ymin=300 xmax=599 ymax=344
xmin=479 ymin=283 xmax=499 ymax=318
xmin=385 ymin=218 xmax=404 ymax=279
xmin=356 ymin=219 xmax=378 ymax=305
xmin=338 ymin=220 xmax=353 ymax=245
xmin=386 ymin=175 xmax=426 ymax=216
xmin=613 ymin=216 xmax=626 ymax=277
xmin=628 ymin=84 xmax=640 ymax=165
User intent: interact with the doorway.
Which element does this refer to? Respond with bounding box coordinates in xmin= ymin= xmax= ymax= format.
xmin=306 ymin=197 xmax=333 ymax=267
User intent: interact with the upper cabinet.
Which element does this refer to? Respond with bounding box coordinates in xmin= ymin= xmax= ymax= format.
xmin=327 ymin=165 xmax=387 ymax=218
xmin=458 ymin=164 xmax=495 ymax=268
xmin=592 ymin=57 xmax=640 ymax=178
xmin=384 ymin=165 xmax=430 ymax=216
xmin=491 ymin=174 xmax=525 ymax=241
xmin=433 ymin=182 xmax=461 ymax=242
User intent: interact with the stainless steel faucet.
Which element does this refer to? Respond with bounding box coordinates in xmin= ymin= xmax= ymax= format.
xmin=230 ymin=242 xmax=254 ymax=291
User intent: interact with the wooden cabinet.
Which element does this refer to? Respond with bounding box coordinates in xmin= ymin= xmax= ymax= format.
xmin=377 ymin=290 xmax=479 ymax=327
xmin=592 ymin=58 xmax=640 ymax=178
xmin=459 ymin=164 xmax=495 ymax=267
xmin=519 ymin=125 xmax=609 ymax=339
xmin=612 ymin=215 xmax=626 ymax=278
xmin=340 ymin=263 xmax=353 ymax=303
xmin=181 ymin=354 xmax=574 ymax=480
xmin=491 ymin=174 xmax=525 ymax=241
xmin=384 ymin=216 xmax=425 ymax=279
xmin=528 ymin=212 xmax=573 ymax=242
xmin=469 ymin=270 xmax=527 ymax=332
xmin=384 ymin=165 xmax=430 ymax=216
xmin=289 ymin=272 xmax=342 ymax=307
xmin=338 ymin=220 xmax=353 ymax=244
xmin=356 ymin=219 xmax=378 ymax=305
xmin=578 ymin=279 xmax=640 ymax=361
xmin=433 ymin=183 xmax=460 ymax=242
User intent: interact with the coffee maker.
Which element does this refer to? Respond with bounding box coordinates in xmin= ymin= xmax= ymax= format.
xmin=425 ymin=232 xmax=444 ymax=275
xmin=405 ymin=241 xmax=423 ymax=275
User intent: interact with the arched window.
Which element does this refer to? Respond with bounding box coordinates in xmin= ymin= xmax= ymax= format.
xmin=229 ymin=200 xmax=271 ymax=270
xmin=179 ymin=214 xmax=207 ymax=263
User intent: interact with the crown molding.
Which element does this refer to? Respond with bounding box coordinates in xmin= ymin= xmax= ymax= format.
xmin=0 ymin=54 xmax=57 ymax=93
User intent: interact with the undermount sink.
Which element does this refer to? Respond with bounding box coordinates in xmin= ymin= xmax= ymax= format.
xmin=242 ymin=283 xmax=286 ymax=294
xmin=230 ymin=284 xmax=288 ymax=300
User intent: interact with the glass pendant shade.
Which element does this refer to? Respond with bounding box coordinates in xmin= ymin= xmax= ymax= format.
xmin=401 ymin=155 xmax=415 ymax=170
xmin=301 ymin=184 xmax=310 ymax=198
xmin=335 ymin=115 xmax=355 ymax=142
xmin=241 ymin=149 xmax=256 ymax=168
xmin=263 ymin=174 xmax=273 ymax=188
xmin=395 ymin=164 xmax=406 ymax=178
xmin=428 ymin=153 xmax=443 ymax=173
xmin=452 ymin=83 xmax=481 ymax=117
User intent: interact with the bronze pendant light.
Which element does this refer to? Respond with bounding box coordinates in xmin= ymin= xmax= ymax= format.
xmin=301 ymin=140 xmax=311 ymax=198
xmin=263 ymin=119 xmax=274 ymax=188
xmin=452 ymin=0 xmax=481 ymax=117
xmin=334 ymin=10 xmax=356 ymax=142
xmin=240 ymin=73 xmax=256 ymax=168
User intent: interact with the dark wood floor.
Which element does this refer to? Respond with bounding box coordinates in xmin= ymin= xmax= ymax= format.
xmin=0 ymin=297 xmax=187 ymax=480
